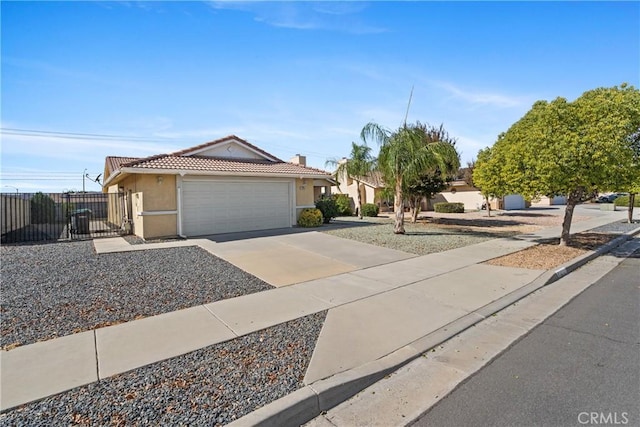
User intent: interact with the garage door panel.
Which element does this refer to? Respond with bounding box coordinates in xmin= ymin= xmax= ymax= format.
xmin=182 ymin=180 xmax=291 ymax=236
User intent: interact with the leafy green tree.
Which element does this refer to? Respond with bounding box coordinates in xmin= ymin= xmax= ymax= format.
xmin=406 ymin=171 xmax=448 ymax=223
xmin=30 ymin=192 xmax=56 ymax=224
xmin=326 ymin=142 xmax=376 ymax=219
xmin=621 ymin=128 xmax=640 ymax=223
xmin=473 ymin=146 xmax=506 ymax=217
xmin=404 ymin=124 xmax=460 ymax=223
xmin=475 ymin=84 xmax=640 ymax=244
xmin=362 ymin=121 xmax=460 ymax=234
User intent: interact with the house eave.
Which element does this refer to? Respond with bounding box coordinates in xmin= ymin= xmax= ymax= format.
xmin=119 ymin=167 xmax=332 ymax=180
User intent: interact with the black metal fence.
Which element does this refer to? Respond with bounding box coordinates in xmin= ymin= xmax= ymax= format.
xmin=1 ymin=192 xmax=127 ymax=244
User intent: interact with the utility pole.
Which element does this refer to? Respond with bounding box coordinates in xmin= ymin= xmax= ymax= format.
xmin=83 ymin=168 xmax=87 ymax=193
xmin=3 ymin=185 xmax=18 ymax=193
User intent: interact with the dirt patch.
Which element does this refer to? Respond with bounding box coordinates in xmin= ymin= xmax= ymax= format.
xmin=486 ymin=233 xmax=617 ymax=270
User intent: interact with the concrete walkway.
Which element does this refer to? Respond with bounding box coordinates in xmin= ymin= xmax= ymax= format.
xmin=1 ymin=207 xmax=636 ymax=415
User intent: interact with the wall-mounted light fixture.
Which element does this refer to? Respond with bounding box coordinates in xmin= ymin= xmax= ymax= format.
xmin=157 ymin=176 xmax=164 ymax=184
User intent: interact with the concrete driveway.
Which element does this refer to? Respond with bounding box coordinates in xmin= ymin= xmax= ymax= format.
xmin=197 ymin=231 xmax=415 ymax=287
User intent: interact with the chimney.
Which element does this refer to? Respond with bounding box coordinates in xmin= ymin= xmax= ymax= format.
xmin=290 ymin=154 xmax=306 ymax=167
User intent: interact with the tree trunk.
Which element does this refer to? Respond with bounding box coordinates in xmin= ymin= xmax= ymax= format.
xmin=356 ymin=180 xmax=363 ymax=219
xmin=394 ymin=178 xmax=405 ymax=234
xmin=414 ymin=197 xmax=422 ymax=223
xmin=409 ymin=196 xmax=421 ymax=223
xmin=629 ymin=193 xmax=636 ymax=224
xmin=486 ymin=195 xmax=492 ymax=217
xmin=559 ymin=199 xmax=577 ymax=246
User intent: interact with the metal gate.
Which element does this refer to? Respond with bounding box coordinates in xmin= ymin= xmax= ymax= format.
xmin=1 ymin=192 xmax=129 ymax=244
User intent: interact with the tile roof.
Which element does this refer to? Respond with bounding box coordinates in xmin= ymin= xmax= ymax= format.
xmin=104 ymin=136 xmax=333 ymax=187
xmin=171 ymin=135 xmax=283 ymax=162
xmin=121 ymin=155 xmax=330 ymax=176
xmin=105 ymin=156 xmax=140 ymax=175
xmin=357 ymin=171 xmax=386 ymax=188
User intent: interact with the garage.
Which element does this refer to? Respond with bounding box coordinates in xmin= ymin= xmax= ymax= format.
xmin=503 ymin=194 xmax=526 ymax=210
xmin=104 ymin=135 xmax=335 ymax=240
xmin=182 ymin=179 xmax=292 ymax=236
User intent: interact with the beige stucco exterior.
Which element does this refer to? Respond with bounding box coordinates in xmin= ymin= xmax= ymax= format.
xmin=104 ymin=138 xmax=335 ymax=239
xmin=433 ymin=181 xmax=485 ymax=211
xmin=332 ymin=170 xmax=384 ymax=213
xmin=107 ymin=173 xmax=332 ymax=239
xmin=107 ymin=174 xmax=178 ymax=239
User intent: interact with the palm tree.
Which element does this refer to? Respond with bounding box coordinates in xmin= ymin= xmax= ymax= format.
xmin=362 ymin=121 xmax=460 ymax=234
xmin=326 ymin=142 xmax=376 ymax=219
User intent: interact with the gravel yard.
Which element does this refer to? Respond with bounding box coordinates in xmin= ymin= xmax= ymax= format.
xmin=0 ymin=312 xmax=326 ymax=426
xmin=0 ymin=241 xmax=272 ymax=349
xmin=324 ymin=218 xmax=518 ymax=256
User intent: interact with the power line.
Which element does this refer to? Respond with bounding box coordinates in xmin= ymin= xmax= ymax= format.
xmin=0 ymin=178 xmax=85 ymax=181
xmin=0 ymin=127 xmax=175 ymax=142
xmin=1 ymin=127 xmax=342 ymax=160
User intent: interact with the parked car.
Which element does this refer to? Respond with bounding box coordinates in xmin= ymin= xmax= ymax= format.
xmin=595 ymin=194 xmax=618 ymax=203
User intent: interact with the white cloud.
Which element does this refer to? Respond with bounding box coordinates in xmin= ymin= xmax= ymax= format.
xmin=429 ymin=80 xmax=531 ymax=109
xmin=207 ymin=1 xmax=386 ymax=34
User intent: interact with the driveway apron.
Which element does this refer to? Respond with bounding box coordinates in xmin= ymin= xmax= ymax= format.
xmin=199 ymin=231 xmax=415 ymax=287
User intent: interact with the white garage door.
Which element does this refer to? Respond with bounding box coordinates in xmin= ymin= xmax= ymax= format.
xmin=503 ymin=194 xmax=526 ymax=210
xmin=182 ymin=180 xmax=292 ymax=236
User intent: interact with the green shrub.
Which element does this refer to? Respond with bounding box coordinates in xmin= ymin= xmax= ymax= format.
xmin=30 ymin=192 xmax=56 ymax=224
xmin=434 ymin=202 xmax=465 ymax=213
xmin=333 ymin=194 xmax=353 ymax=216
xmin=614 ymin=195 xmax=640 ymax=207
xmin=361 ymin=203 xmax=379 ymax=217
xmin=315 ymin=196 xmax=339 ymax=223
xmin=298 ymin=208 xmax=323 ymax=227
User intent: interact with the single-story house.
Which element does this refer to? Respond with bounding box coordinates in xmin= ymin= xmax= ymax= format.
xmin=435 ymin=180 xmax=532 ymax=211
xmin=103 ymin=135 xmax=334 ymax=239
xmin=432 ymin=178 xmax=484 ymax=211
xmin=332 ymin=162 xmax=389 ymax=211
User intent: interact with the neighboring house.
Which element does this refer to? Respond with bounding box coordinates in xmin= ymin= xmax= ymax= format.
xmin=432 ymin=178 xmax=485 ymax=211
xmin=103 ymin=135 xmax=334 ymax=239
xmin=332 ymin=161 xmax=387 ymax=211
xmin=333 ymin=165 xmax=545 ymax=213
xmin=435 ymin=180 xmax=533 ymax=211
xmin=532 ymin=195 xmax=567 ymax=206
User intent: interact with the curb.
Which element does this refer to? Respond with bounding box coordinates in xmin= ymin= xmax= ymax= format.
xmin=227 ymin=226 xmax=640 ymax=427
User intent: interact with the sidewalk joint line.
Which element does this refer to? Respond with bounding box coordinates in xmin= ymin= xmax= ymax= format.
xmin=93 ymin=330 xmax=100 ymax=381
xmin=203 ymin=305 xmax=239 ymax=338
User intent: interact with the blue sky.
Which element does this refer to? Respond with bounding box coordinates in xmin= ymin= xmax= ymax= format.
xmin=1 ymin=1 xmax=638 ymax=192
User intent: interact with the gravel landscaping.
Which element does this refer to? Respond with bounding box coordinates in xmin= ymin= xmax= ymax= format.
xmin=324 ymin=219 xmax=514 ymax=256
xmin=0 ymin=312 xmax=326 ymax=426
xmin=0 ymin=241 xmax=272 ymax=349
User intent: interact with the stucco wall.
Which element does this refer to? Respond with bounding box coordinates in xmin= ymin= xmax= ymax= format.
xmin=113 ymin=174 xmax=178 ymax=239
xmin=106 ymin=185 xmax=122 ymax=226
xmin=532 ymin=196 xmax=567 ymax=206
xmin=131 ymin=191 xmax=144 ymax=238
xmin=132 ymin=175 xmax=177 ymax=211
xmin=142 ymin=214 xmax=178 ymax=239
xmin=435 ymin=190 xmax=484 ymax=211
xmin=295 ymin=178 xmax=315 ymax=207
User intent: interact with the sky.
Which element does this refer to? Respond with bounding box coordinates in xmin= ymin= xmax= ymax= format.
xmin=1 ymin=1 xmax=638 ymax=193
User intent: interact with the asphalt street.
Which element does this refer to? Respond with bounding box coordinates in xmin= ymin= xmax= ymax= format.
xmin=412 ymin=247 xmax=640 ymax=427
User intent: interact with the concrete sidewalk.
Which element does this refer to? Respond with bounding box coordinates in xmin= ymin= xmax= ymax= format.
xmin=305 ymin=235 xmax=640 ymax=427
xmin=1 ymin=207 xmax=637 ymax=417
